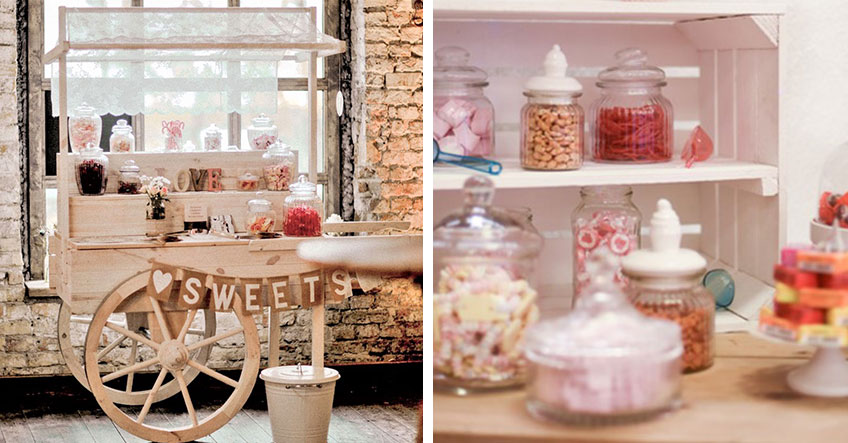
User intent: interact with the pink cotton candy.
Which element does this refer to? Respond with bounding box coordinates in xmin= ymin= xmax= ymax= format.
xmin=434 ymin=114 xmax=452 ymax=139
xmin=438 ymin=135 xmax=462 ymax=155
xmin=453 ymin=123 xmax=480 ymax=155
xmin=437 ymin=99 xmax=474 ymax=127
xmin=470 ymin=106 xmax=493 ymax=136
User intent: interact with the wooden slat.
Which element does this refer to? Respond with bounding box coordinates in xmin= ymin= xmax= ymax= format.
xmin=676 ymin=15 xmax=779 ymax=50
xmin=716 ymin=49 xmax=736 ymax=159
xmin=76 ymin=410 xmax=126 ymax=443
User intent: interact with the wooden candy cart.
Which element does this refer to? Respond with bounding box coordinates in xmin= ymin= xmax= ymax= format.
xmin=44 ymin=7 xmax=416 ymax=442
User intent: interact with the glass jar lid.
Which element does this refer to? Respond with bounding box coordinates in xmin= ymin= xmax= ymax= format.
xmin=434 ymin=175 xmax=543 ymax=260
xmin=597 ymin=48 xmax=667 ymax=87
xmin=119 ymin=159 xmax=139 ymax=173
xmin=266 ymin=140 xmax=292 ymax=154
xmin=248 ymin=192 xmax=273 ymax=211
xmin=73 ymin=102 xmax=97 ymax=117
xmin=204 ymin=123 xmax=222 ymax=136
xmin=80 ymin=142 xmax=103 ymax=156
xmin=524 ymin=44 xmax=582 ymax=96
xmin=289 ymin=175 xmax=317 ymax=195
xmin=251 ymin=114 xmax=274 ymax=128
xmin=434 ymin=46 xmax=489 ymax=88
xmin=240 ymin=172 xmax=258 ymax=181
xmin=525 ymin=251 xmax=682 ymax=365
xmin=112 ymin=119 xmax=132 ymax=134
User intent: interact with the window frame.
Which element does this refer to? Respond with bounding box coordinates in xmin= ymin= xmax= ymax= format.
xmin=24 ymin=0 xmax=342 ymax=281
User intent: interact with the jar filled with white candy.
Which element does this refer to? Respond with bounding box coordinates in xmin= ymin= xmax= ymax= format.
xmin=434 ymin=46 xmax=494 ymax=158
xmin=525 ymin=250 xmax=683 ymax=425
xmin=434 ymin=175 xmax=543 ymax=394
xmin=109 ymin=119 xmax=135 ymax=152
xmin=69 ymin=103 xmax=102 ymax=153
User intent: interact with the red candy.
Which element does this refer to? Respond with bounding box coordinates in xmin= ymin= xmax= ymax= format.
xmin=573 ymin=210 xmax=639 ymax=297
xmin=283 ymin=205 xmax=322 ymax=237
xmin=773 ymin=264 xmax=818 ymax=289
xmin=594 ymin=104 xmax=671 ymax=163
xmin=775 ymin=303 xmax=825 ymax=325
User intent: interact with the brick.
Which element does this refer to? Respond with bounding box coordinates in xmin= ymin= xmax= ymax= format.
xmin=385 ymin=73 xmax=421 ymax=89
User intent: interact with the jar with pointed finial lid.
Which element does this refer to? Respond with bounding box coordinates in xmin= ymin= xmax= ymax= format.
xmin=75 ymin=143 xmax=108 ymax=195
xmin=283 ymin=175 xmax=322 ymax=237
xmin=117 ymin=160 xmax=141 ymax=194
xmin=109 ymin=119 xmax=135 ymax=152
xmin=262 ymin=140 xmax=296 ymax=191
xmin=247 ymin=114 xmax=278 ymax=151
xmin=434 ymin=175 xmax=544 ymax=394
xmin=202 ymin=123 xmax=224 ymax=152
xmin=246 ymin=192 xmax=276 ymax=235
xmin=69 ymin=103 xmax=102 ymax=153
xmin=521 ymin=44 xmax=584 ymax=171
xmin=622 ymin=199 xmax=714 ymax=373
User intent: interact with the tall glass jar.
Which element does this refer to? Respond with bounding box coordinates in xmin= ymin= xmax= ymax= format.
xmin=434 ymin=46 xmax=494 ymax=157
xmin=69 ymin=103 xmax=102 ymax=153
xmin=247 ymin=192 xmax=276 ymax=235
xmin=109 ymin=119 xmax=135 ymax=152
xmin=262 ymin=141 xmax=296 ymax=191
xmin=590 ymin=48 xmax=673 ymax=163
xmin=117 ymin=159 xmax=141 ymax=194
xmin=521 ymin=45 xmax=584 ymax=171
xmin=75 ymin=143 xmax=109 ymax=195
xmin=283 ymin=175 xmax=323 ymax=237
xmin=434 ymin=176 xmax=544 ymax=394
xmin=623 ymin=199 xmax=715 ymax=373
xmin=247 ymin=114 xmax=278 ymax=151
xmin=202 ymin=123 xmax=224 ymax=152
xmin=572 ymin=186 xmax=641 ymax=303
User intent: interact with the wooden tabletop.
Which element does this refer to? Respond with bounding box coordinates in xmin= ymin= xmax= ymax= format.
xmin=434 ymin=332 xmax=848 ymax=443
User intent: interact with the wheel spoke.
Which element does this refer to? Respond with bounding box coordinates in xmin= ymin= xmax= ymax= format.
xmin=149 ymin=296 xmax=173 ymax=341
xmin=174 ymin=371 xmax=198 ymax=426
xmin=178 ymin=309 xmax=198 ymax=343
xmin=186 ymin=328 xmax=205 ymax=336
xmin=125 ymin=340 xmax=138 ymax=393
xmin=137 ymin=367 xmax=168 ymax=425
xmin=102 ymin=357 xmax=160 ymax=383
xmin=96 ymin=335 xmax=127 ymax=360
xmin=186 ymin=360 xmax=239 ymax=388
xmin=105 ymin=321 xmax=160 ymax=351
xmin=186 ymin=327 xmax=244 ymax=352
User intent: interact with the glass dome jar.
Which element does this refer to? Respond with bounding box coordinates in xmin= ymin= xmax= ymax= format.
xmin=75 ymin=143 xmax=109 ymax=195
xmin=246 ymin=192 xmax=276 ymax=235
xmin=262 ymin=141 xmax=296 ymax=191
xmin=109 ymin=119 xmax=135 ymax=153
xmin=247 ymin=114 xmax=278 ymax=151
xmin=590 ymin=48 xmax=673 ymax=163
xmin=521 ymin=45 xmax=584 ymax=171
xmin=525 ymin=251 xmax=683 ymax=425
xmin=434 ymin=46 xmax=494 ymax=158
xmin=202 ymin=124 xmax=224 ymax=152
xmin=283 ymin=175 xmax=323 ymax=237
xmin=572 ymin=186 xmax=641 ymax=303
xmin=622 ymin=199 xmax=714 ymax=373
xmin=117 ymin=159 xmax=141 ymax=194
xmin=69 ymin=103 xmax=102 ymax=153
xmin=238 ymin=172 xmax=259 ymax=191
xmin=434 ymin=176 xmax=544 ymax=394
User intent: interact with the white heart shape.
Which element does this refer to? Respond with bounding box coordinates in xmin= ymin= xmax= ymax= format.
xmin=153 ymin=269 xmax=173 ymax=294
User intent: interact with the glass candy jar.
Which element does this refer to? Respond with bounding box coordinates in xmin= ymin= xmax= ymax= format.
xmin=525 ymin=251 xmax=683 ymax=425
xmin=283 ymin=175 xmax=323 ymax=237
xmin=69 ymin=103 xmax=102 ymax=153
xmin=262 ymin=141 xmax=296 ymax=191
xmin=248 ymin=114 xmax=278 ymax=151
xmin=434 ymin=46 xmax=494 ymax=157
xmin=117 ymin=160 xmax=141 ymax=194
xmin=202 ymin=124 xmax=224 ymax=152
xmin=623 ymin=199 xmax=714 ymax=373
xmin=521 ymin=45 xmax=584 ymax=171
xmin=590 ymin=48 xmax=673 ymax=163
xmin=572 ymin=186 xmax=641 ymax=303
xmin=75 ymin=143 xmax=108 ymax=195
xmin=238 ymin=172 xmax=259 ymax=191
xmin=434 ymin=176 xmax=544 ymax=394
xmin=109 ymin=119 xmax=135 ymax=152
xmin=246 ymin=193 xmax=276 ymax=235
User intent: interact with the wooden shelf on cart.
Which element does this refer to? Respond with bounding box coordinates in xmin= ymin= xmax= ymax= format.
xmin=434 ymin=0 xmax=786 ymax=22
xmin=434 ymin=157 xmax=778 ymax=195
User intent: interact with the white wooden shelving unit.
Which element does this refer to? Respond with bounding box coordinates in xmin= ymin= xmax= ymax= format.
xmin=434 ymin=0 xmax=787 ymax=330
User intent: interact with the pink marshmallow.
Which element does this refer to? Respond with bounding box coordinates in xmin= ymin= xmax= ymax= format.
xmin=438 ymin=135 xmax=462 ymax=155
xmin=434 ymin=114 xmax=452 ymax=139
xmin=470 ymin=107 xmax=493 ymax=136
xmin=437 ymin=99 xmax=474 ymax=127
xmin=470 ymin=137 xmax=492 ymax=157
xmin=453 ymin=123 xmax=480 ymax=155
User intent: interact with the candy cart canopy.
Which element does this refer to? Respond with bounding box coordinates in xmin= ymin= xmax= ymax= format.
xmin=46 ymin=8 xmax=346 ymax=116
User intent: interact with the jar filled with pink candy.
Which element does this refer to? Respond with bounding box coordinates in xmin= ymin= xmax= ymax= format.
xmin=69 ymin=103 xmax=102 ymax=153
xmin=247 ymin=114 xmax=278 ymax=151
xmin=202 ymin=123 xmax=224 ymax=152
xmin=262 ymin=140 xmax=296 ymax=191
xmin=433 ymin=46 xmax=494 ymax=158
xmin=434 ymin=176 xmax=543 ymax=394
xmin=571 ymin=185 xmax=641 ymax=304
xmin=162 ymin=120 xmax=184 ymax=152
xmin=109 ymin=119 xmax=135 ymax=153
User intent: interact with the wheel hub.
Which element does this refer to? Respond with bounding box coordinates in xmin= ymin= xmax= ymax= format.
xmin=159 ymin=340 xmax=190 ymax=371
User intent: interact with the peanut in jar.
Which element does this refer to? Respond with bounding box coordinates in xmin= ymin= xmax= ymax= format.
xmin=520 ymin=102 xmax=583 ymax=170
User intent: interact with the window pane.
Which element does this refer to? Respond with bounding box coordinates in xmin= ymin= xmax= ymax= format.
xmin=241 ymin=91 xmax=324 ymax=175
xmin=143 ymin=112 xmax=230 ymax=152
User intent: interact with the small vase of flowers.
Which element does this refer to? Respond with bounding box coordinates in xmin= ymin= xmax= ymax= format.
xmin=141 ymin=175 xmax=171 ymax=235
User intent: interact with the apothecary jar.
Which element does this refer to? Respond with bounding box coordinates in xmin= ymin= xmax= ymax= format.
xmin=283 ymin=175 xmax=323 ymax=237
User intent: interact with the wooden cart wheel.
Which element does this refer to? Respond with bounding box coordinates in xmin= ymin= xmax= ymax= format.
xmin=57 ymin=278 xmax=217 ymax=406
xmin=84 ymin=273 xmax=260 ymax=443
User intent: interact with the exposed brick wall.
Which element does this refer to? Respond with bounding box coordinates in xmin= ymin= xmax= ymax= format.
xmin=0 ymin=1 xmax=422 ymax=377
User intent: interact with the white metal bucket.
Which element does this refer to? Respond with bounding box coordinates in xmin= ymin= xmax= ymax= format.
xmin=260 ymin=365 xmax=341 ymax=443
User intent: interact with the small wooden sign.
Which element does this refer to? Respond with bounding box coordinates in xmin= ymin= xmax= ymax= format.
xmin=177 ymin=270 xmax=208 ymax=309
xmin=241 ymin=278 xmax=264 ymax=314
xmin=210 ymin=276 xmax=239 ymax=311
xmin=328 ymin=269 xmax=353 ymax=303
xmin=300 ymin=270 xmax=323 ymax=308
xmin=268 ymin=275 xmax=295 ymax=311
xmin=147 ymin=263 xmax=177 ymax=302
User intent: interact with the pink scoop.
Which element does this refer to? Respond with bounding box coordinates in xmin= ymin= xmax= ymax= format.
xmin=681 ymin=125 xmax=713 ymax=168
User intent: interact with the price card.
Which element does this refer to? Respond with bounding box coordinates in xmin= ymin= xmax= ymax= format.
xmin=184 ymin=203 xmax=208 ymax=223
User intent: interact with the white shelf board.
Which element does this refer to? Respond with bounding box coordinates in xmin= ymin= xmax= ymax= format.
xmin=434 ymin=0 xmax=786 ymax=22
xmin=434 ymin=157 xmax=778 ymax=193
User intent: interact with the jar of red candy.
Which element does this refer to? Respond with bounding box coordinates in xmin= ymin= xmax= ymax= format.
xmin=202 ymin=123 xmax=224 ymax=152
xmin=520 ymin=45 xmax=584 ymax=171
xmin=75 ymin=143 xmax=108 ymax=195
xmin=590 ymin=48 xmax=673 ymax=163
xmin=622 ymin=199 xmax=714 ymax=373
xmin=283 ymin=175 xmax=322 ymax=237
xmin=246 ymin=192 xmax=276 ymax=235
xmin=262 ymin=141 xmax=296 ymax=191
xmin=117 ymin=160 xmax=141 ymax=194
xmin=434 ymin=46 xmax=494 ymax=157
xmin=247 ymin=114 xmax=278 ymax=151
xmin=109 ymin=119 xmax=134 ymax=153
xmin=69 ymin=103 xmax=102 ymax=153
xmin=434 ymin=176 xmax=544 ymax=394
xmin=572 ymin=185 xmax=641 ymax=303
